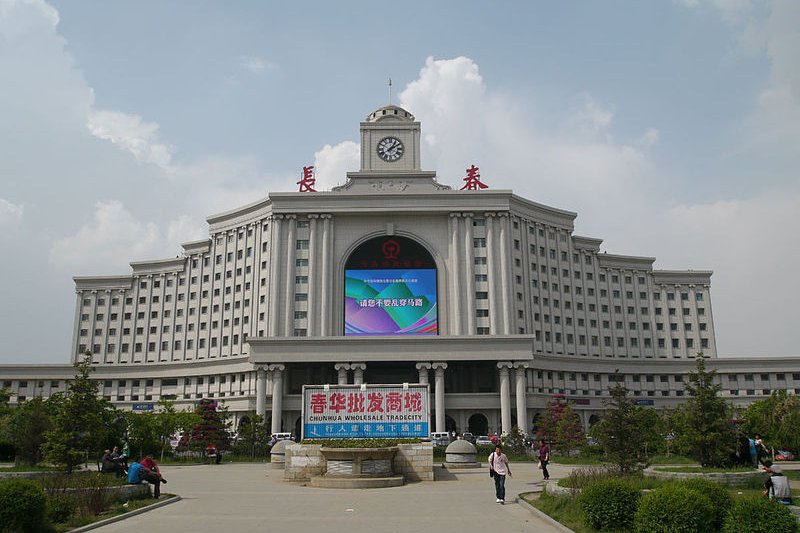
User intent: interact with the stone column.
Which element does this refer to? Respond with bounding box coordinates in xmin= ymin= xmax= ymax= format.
xmin=335 ymin=363 xmax=350 ymax=385
xmin=449 ymin=213 xmax=462 ymax=335
xmin=307 ymin=214 xmax=319 ymax=336
xmin=269 ymin=364 xmax=285 ymax=434
xmin=268 ymin=215 xmax=283 ymax=336
xmin=255 ymin=366 xmax=267 ymax=418
xmin=514 ymin=362 xmax=529 ymax=436
xmin=416 ymin=362 xmax=431 ymax=385
xmin=432 ymin=362 xmax=448 ymax=433
xmin=352 ymin=363 xmax=366 ymax=385
xmin=284 ymin=215 xmax=297 ymax=336
xmin=463 ymin=213 xmax=476 ymax=335
xmin=497 ymin=362 xmax=513 ymax=434
xmin=320 ymin=215 xmax=332 ymax=336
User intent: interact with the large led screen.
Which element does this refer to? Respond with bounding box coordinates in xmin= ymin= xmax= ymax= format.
xmin=344 ymin=268 xmax=438 ymax=335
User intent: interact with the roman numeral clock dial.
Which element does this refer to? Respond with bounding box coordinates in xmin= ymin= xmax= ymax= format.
xmin=377 ymin=136 xmax=404 ymax=162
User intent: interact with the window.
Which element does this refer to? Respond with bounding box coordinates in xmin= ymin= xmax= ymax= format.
xmin=474 ymin=256 xmax=487 ymax=265
xmin=475 ymin=274 xmax=488 ymax=282
xmin=473 ymin=238 xmax=486 ymax=248
xmin=295 ymin=293 xmax=308 ymax=302
xmin=296 ymin=258 xmax=308 ymax=267
xmin=476 ymin=291 xmax=488 ymax=299
xmin=477 ymin=327 xmax=490 ymax=335
xmin=296 ymin=240 xmax=309 ymax=250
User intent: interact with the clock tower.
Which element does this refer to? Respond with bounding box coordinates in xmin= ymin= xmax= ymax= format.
xmin=334 ymin=105 xmax=450 ymax=192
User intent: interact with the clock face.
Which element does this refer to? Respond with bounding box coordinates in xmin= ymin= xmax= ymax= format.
xmin=377 ymin=136 xmax=404 ymax=162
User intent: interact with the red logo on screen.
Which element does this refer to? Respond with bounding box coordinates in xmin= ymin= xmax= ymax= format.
xmin=382 ymin=239 xmax=400 ymax=259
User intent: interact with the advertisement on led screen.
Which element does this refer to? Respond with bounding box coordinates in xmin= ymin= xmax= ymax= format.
xmin=344 ymin=268 xmax=438 ymax=335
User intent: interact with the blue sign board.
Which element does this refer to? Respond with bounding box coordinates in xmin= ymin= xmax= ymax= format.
xmin=132 ymin=403 xmax=154 ymax=411
xmin=635 ymin=399 xmax=655 ymax=406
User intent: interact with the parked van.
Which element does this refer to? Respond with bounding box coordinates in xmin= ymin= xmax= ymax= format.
xmin=430 ymin=432 xmax=451 ymax=447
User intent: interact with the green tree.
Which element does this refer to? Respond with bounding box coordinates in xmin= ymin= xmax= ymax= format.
xmin=2 ymin=397 xmax=53 ymax=465
xmin=124 ymin=410 xmax=160 ymax=458
xmin=741 ymin=390 xmax=800 ymax=454
xmin=41 ymin=354 xmax=118 ymax=472
xmin=671 ymin=354 xmax=736 ymax=467
xmin=233 ymin=411 xmax=270 ymax=458
xmin=502 ymin=426 xmax=527 ymax=456
xmin=590 ymin=382 xmax=658 ymax=473
xmin=153 ymin=400 xmax=200 ymax=461
xmin=0 ymin=387 xmax=14 ymax=461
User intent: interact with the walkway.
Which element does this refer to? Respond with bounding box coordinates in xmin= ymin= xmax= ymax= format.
xmin=94 ymin=461 xmax=575 ymax=533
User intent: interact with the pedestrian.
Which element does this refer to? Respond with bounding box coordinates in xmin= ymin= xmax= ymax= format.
xmin=110 ymin=445 xmax=127 ymax=472
xmin=747 ymin=435 xmax=758 ymax=467
xmin=127 ymin=455 xmax=163 ymax=498
xmin=488 ymin=444 xmax=512 ymax=504
xmin=538 ymin=439 xmax=550 ymax=481
xmin=763 ymin=461 xmax=793 ymax=505
xmin=101 ymin=449 xmax=126 ymax=477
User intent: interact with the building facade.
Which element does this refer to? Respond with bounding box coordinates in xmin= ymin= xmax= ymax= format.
xmin=1 ymin=105 xmax=798 ymax=437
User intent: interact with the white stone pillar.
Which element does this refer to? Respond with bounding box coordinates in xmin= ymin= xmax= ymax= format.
xmin=498 ymin=362 xmax=512 ymax=434
xmin=514 ymin=363 xmax=529 ymax=436
xmin=255 ymin=366 xmax=267 ymax=418
xmin=432 ymin=362 xmax=448 ymax=433
xmin=352 ymin=363 xmax=366 ymax=385
xmin=416 ymin=362 xmax=431 ymax=385
xmin=268 ymin=215 xmax=283 ymax=336
xmin=284 ymin=215 xmax=297 ymax=336
xmin=335 ymin=363 xmax=350 ymax=385
xmin=269 ymin=364 xmax=285 ymax=434
xmin=449 ymin=213 xmax=462 ymax=335
xmin=463 ymin=214 xmax=476 ymax=335
xmin=320 ymin=215 xmax=332 ymax=336
xmin=498 ymin=213 xmax=511 ymax=334
xmin=307 ymin=214 xmax=319 ymax=336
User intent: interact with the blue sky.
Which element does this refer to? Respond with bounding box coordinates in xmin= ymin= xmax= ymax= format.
xmin=0 ymin=0 xmax=798 ymax=362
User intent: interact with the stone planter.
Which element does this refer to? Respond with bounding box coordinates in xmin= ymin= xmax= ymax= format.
xmin=269 ymin=439 xmax=291 ymax=469
xmin=320 ymin=447 xmax=398 ymax=477
xmin=645 ymin=467 xmax=764 ymax=487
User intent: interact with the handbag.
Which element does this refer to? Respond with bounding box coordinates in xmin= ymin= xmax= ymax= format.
xmin=489 ymin=455 xmax=495 ymax=478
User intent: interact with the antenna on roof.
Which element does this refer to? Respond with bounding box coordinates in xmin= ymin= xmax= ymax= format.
xmin=388 ymin=78 xmax=392 ymax=105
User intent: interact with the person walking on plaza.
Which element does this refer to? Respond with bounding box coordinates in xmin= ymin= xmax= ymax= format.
xmin=538 ymin=439 xmax=550 ymax=481
xmin=488 ymin=445 xmax=512 ymax=504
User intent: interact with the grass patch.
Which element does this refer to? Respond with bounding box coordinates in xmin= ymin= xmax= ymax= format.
xmin=647 ymin=454 xmax=696 ymax=465
xmin=653 ymin=466 xmax=757 ymax=473
xmin=0 ymin=464 xmax=60 ymax=472
xmin=51 ymin=495 xmax=168 ymax=532
xmin=524 ymin=490 xmax=595 ymax=533
xmin=551 ymin=454 xmax=607 ymax=465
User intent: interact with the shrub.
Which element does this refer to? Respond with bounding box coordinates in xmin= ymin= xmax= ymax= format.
xmin=675 ymin=478 xmax=732 ymax=530
xmin=722 ymin=496 xmax=799 ymax=533
xmin=634 ymin=484 xmax=714 ymax=533
xmin=579 ymin=478 xmax=640 ymax=530
xmin=0 ymin=478 xmax=47 ymax=533
xmin=46 ymin=494 xmax=76 ymax=523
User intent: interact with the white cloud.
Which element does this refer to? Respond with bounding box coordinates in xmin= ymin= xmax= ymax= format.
xmin=239 ymin=55 xmax=277 ymax=74
xmin=639 ymin=128 xmax=660 ymax=147
xmin=0 ymin=197 xmax=23 ymax=226
xmin=0 ymin=0 xmax=59 ymax=41
xmin=87 ymin=110 xmax=174 ymax=170
xmin=48 ymin=200 xmax=206 ymax=273
xmin=313 ymin=141 xmax=360 ymax=190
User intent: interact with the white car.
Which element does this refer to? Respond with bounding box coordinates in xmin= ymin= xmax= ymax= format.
xmin=475 ymin=435 xmax=493 ymax=446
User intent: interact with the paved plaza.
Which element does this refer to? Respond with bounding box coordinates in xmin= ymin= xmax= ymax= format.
xmin=94 ymin=461 xmax=574 ymax=533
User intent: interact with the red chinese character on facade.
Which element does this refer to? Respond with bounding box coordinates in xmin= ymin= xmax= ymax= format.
xmin=328 ymin=392 xmax=346 ymax=413
xmin=367 ymin=392 xmax=384 ymax=412
xmin=347 ymin=392 xmax=365 ymax=412
xmin=386 ymin=392 xmax=402 ymax=412
xmin=460 ymin=164 xmax=488 ymax=191
xmin=297 ymin=165 xmax=317 ymax=192
xmin=310 ymin=393 xmax=327 ymax=414
xmin=404 ymin=392 xmax=422 ymax=412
